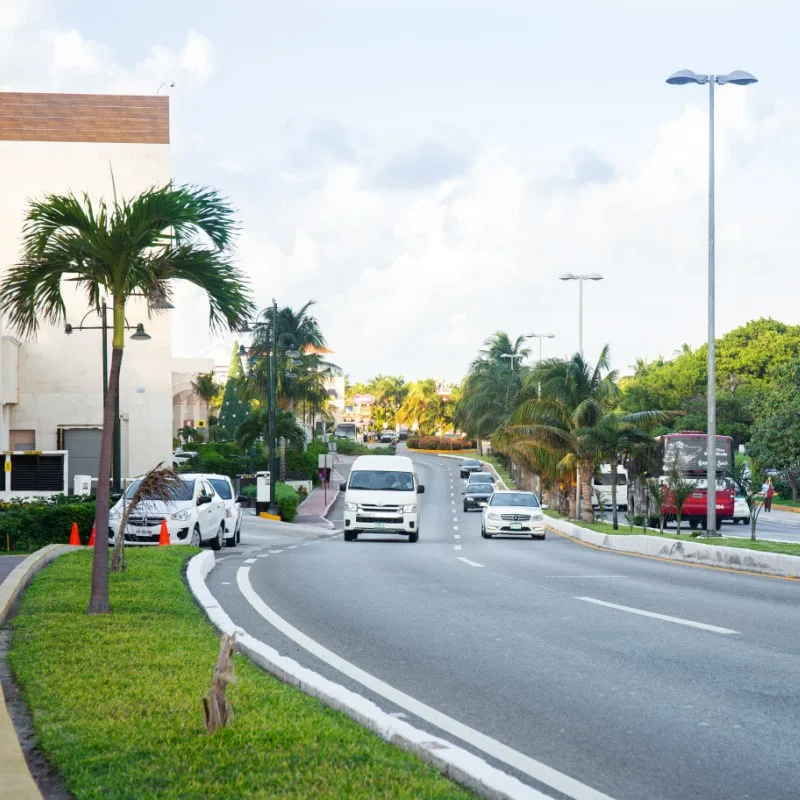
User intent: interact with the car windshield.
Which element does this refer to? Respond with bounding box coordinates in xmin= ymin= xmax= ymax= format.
xmin=462 ymin=459 xmax=480 ymax=467
xmin=594 ymin=474 xmax=628 ymax=486
xmin=124 ymin=477 xmax=195 ymax=502
xmin=467 ymin=484 xmax=493 ymax=494
xmin=469 ymin=473 xmax=494 ymax=483
xmin=490 ymin=492 xmax=540 ymax=508
xmin=349 ymin=470 xmax=415 ymax=491
xmin=208 ymin=478 xmax=233 ymax=500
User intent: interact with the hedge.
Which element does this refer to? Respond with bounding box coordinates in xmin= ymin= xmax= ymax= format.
xmin=275 ymin=483 xmax=301 ymax=522
xmin=406 ymin=437 xmax=475 ymax=450
xmin=0 ymin=496 xmax=97 ymax=551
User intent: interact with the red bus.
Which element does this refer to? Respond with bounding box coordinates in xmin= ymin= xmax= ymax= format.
xmin=651 ymin=431 xmax=734 ymax=531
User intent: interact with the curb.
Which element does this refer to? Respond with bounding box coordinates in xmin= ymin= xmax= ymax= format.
xmin=772 ymin=503 xmax=800 ymax=514
xmin=1 ymin=544 xmax=76 ymax=800
xmin=187 ymin=551 xmax=543 ymax=800
xmin=546 ymin=516 xmax=800 ymax=579
xmin=437 ymin=453 xmax=510 ymax=491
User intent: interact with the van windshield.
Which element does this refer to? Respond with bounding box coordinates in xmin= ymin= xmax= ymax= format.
xmin=594 ymin=474 xmax=628 ymax=486
xmin=349 ymin=470 xmax=414 ymax=491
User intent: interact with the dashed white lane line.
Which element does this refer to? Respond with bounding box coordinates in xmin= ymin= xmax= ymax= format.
xmin=575 ymin=597 xmax=739 ymax=635
xmin=454 ymin=545 xmax=462 ymax=551
xmin=287 ymin=545 xmax=299 ymax=549
xmin=453 ymin=525 xmax=459 ymax=531
xmin=454 ymin=534 xmax=461 ymax=540
xmin=221 ymin=581 xmax=231 ymax=585
xmin=271 ymin=549 xmax=284 ymax=553
xmin=236 ymin=566 xmax=612 ymax=800
xmin=243 ymin=558 xmax=257 ymax=564
xmin=457 ymin=557 xmax=484 ymax=568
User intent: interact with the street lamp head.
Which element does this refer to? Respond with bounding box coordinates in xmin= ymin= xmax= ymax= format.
xmin=666 ymin=69 xmax=709 ymax=85
xmin=64 ymin=323 xmax=73 ymax=335
xmin=238 ymin=323 xmax=253 ymax=334
xmin=238 ymin=345 xmax=247 ymax=357
xmin=559 ymin=272 xmax=577 ymax=281
xmin=587 ymin=273 xmax=604 ymax=281
xmin=149 ymin=299 xmax=175 ymax=310
xmin=130 ymin=323 xmax=152 ymax=341
xmin=285 ymin=349 xmax=301 ymax=359
xmin=717 ymin=70 xmax=758 ymax=86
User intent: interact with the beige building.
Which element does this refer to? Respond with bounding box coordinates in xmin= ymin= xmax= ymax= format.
xmin=0 ymin=92 xmax=173 ymax=488
xmin=172 ymin=357 xmax=217 ymax=438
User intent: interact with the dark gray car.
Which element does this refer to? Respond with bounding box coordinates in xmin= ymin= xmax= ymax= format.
xmin=463 ymin=481 xmax=494 ymax=511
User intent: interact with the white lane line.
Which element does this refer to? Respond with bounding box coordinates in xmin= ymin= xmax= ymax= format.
xmin=243 ymin=558 xmax=257 ymax=564
xmin=454 ymin=534 xmax=461 ymax=540
xmin=221 ymin=581 xmax=230 ymax=585
xmin=457 ymin=557 xmax=484 ymax=568
xmin=540 ymin=575 xmax=625 ymax=579
xmin=237 ymin=567 xmax=612 ymax=800
xmin=454 ymin=545 xmax=462 ymax=551
xmin=287 ymin=545 xmax=299 ymax=549
xmin=575 ymin=597 xmax=739 ymax=635
xmin=271 ymin=549 xmax=284 ymax=553
xmin=453 ymin=525 xmax=459 ymax=531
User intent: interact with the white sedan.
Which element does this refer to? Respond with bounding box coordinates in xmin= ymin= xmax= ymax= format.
xmin=481 ymin=490 xmax=546 ymax=540
xmin=732 ymin=495 xmax=751 ymax=525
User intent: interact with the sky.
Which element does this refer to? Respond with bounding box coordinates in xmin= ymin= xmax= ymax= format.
xmin=2 ymin=0 xmax=799 ymax=384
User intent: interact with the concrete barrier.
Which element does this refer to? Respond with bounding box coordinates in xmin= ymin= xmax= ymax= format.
xmin=547 ymin=515 xmax=800 ymax=579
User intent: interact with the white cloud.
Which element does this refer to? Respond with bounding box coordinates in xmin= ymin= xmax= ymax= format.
xmin=45 ymin=29 xmax=110 ymax=75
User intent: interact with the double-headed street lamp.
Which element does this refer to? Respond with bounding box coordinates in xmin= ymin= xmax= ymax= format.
xmin=239 ymin=299 xmax=300 ymax=515
xmin=65 ymin=299 xmax=153 ymax=494
xmin=558 ymin=273 xmax=603 ymax=357
xmin=525 ymin=332 xmax=555 ymax=395
xmin=500 ymin=353 xmax=525 ymax=370
xmin=666 ymin=68 xmax=758 ymax=535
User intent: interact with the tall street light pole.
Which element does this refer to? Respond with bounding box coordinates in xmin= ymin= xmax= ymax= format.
xmin=525 ymin=333 xmax=555 ymax=394
xmin=666 ymin=69 xmax=758 ymax=535
xmin=500 ymin=353 xmax=524 ymax=370
xmin=558 ymin=273 xmax=603 ymax=357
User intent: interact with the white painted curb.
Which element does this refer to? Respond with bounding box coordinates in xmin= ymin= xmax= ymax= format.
xmin=547 ymin=516 xmax=800 ymax=578
xmin=186 ymin=551 xmax=548 ymax=800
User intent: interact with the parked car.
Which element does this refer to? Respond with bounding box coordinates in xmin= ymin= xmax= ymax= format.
xmin=460 ymin=458 xmax=483 ymax=479
xmin=172 ymin=450 xmax=198 ymax=469
xmin=481 ymin=490 xmax=546 ymax=540
xmin=463 ymin=481 xmax=494 ymax=512
xmin=206 ymin=474 xmax=247 ymax=546
xmin=108 ymin=473 xmax=226 ymax=548
xmin=379 ymin=430 xmax=396 ymax=444
xmin=732 ymin=495 xmax=751 ymax=525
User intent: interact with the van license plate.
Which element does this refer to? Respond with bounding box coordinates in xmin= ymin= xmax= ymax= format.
xmin=510 ymin=523 xmax=522 ymax=530
xmin=374 ymin=523 xmax=386 ymax=529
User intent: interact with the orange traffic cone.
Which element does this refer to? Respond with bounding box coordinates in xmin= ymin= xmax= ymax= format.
xmin=88 ymin=523 xmax=96 ymax=547
xmin=158 ymin=519 xmax=170 ymax=546
xmin=69 ymin=522 xmax=80 ymax=546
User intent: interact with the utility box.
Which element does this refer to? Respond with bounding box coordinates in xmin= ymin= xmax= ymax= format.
xmin=73 ymin=474 xmax=92 ymax=496
xmin=255 ymin=470 xmax=271 ymax=515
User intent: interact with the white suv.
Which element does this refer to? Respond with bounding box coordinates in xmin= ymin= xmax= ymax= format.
xmin=206 ymin=474 xmax=245 ymax=547
xmin=108 ymin=473 xmax=226 ymax=548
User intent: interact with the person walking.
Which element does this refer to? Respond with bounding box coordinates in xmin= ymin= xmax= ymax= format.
xmin=764 ymin=477 xmax=775 ymax=513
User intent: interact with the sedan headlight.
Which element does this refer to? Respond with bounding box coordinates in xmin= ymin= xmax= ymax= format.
xmin=487 ymin=513 xmax=500 ymax=521
xmin=109 ymin=507 xmax=122 ymax=520
xmin=533 ymin=513 xmax=544 ymax=521
xmin=402 ymin=504 xmax=417 ymax=513
xmin=171 ymin=509 xmax=192 ymax=521
xmin=345 ymin=502 xmax=358 ymax=512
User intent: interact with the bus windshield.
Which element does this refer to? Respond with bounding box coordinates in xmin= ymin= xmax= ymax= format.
xmin=663 ymin=435 xmax=732 ymax=474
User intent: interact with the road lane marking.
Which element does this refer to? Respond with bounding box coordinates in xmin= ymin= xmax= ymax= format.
xmin=287 ymin=545 xmax=298 ymax=549
xmin=454 ymin=545 xmax=462 ymax=551
xmin=243 ymin=558 xmax=257 ymax=564
xmin=540 ymin=575 xmax=625 ymax=579
xmin=271 ymin=549 xmax=284 ymax=553
xmin=237 ymin=567 xmax=614 ymax=800
xmin=221 ymin=581 xmax=230 ymax=585
xmin=453 ymin=526 xmax=459 ymax=531
xmin=454 ymin=534 xmax=461 ymax=540
xmin=575 ymin=597 xmax=739 ymax=635
xmin=457 ymin=557 xmax=484 ymax=568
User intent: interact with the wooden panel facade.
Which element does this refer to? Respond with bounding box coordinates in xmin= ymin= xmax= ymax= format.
xmin=0 ymin=93 xmax=169 ymax=144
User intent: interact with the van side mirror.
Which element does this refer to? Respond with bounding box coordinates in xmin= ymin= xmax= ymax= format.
xmin=339 ymin=482 xmax=347 ymax=491
xmin=236 ymin=495 xmax=248 ymax=504
xmin=197 ymin=495 xmax=212 ymax=506
xmin=417 ymin=484 xmax=425 ymax=494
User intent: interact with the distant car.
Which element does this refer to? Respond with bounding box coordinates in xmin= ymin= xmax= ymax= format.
xmin=379 ymin=431 xmax=395 ymax=444
xmin=733 ymin=495 xmax=750 ymax=525
xmin=467 ymin=471 xmax=495 ymax=487
xmin=206 ymin=474 xmax=247 ymax=546
xmin=172 ymin=450 xmax=197 ymax=469
xmin=460 ymin=458 xmax=483 ymax=479
xmin=481 ymin=490 xmax=546 ymax=540
xmin=463 ymin=481 xmax=494 ymax=512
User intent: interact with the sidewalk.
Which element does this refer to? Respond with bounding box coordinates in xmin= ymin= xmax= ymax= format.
xmin=295 ymin=463 xmax=347 ymax=527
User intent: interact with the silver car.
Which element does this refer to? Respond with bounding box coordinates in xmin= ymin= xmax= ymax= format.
xmin=481 ymin=490 xmax=546 ymax=540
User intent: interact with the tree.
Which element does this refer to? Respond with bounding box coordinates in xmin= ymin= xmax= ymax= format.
xmin=645 ymin=477 xmax=666 ymax=533
xmin=421 ymin=392 xmax=457 ymax=442
xmin=732 ymin=454 xmax=765 ymax=541
xmin=191 ymin=371 xmax=220 ymax=426
xmin=235 ymin=409 xmax=305 ymax=453
xmin=0 ymin=184 xmax=253 ymax=613
xmin=665 ymin=468 xmax=696 ymax=535
xmin=217 ymin=343 xmax=253 ymax=441
xmin=397 ymin=379 xmax=438 ymax=435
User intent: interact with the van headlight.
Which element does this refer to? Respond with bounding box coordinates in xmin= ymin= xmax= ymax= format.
xmin=345 ymin=502 xmax=358 ymax=512
xmin=171 ymin=509 xmax=192 ymax=521
xmin=402 ymin=504 xmax=417 ymax=513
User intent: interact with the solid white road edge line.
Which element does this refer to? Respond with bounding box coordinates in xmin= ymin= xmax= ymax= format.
xmin=575 ymin=597 xmax=739 ymax=635
xmin=185 ymin=553 xmax=554 ymax=800
xmin=235 ymin=562 xmax=614 ymax=800
xmin=457 ymin=557 xmax=484 ymax=568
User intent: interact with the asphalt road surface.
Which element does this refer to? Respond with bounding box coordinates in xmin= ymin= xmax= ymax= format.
xmin=209 ymin=453 xmax=800 ymax=800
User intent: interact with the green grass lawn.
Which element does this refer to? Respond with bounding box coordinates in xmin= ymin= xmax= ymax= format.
xmin=8 ymin=549 xmax=474 ymax=800
xmin=544 ymin=510 xmax=800 ymax=557
xmin=775 ymin=495 xmax=800 ymax=509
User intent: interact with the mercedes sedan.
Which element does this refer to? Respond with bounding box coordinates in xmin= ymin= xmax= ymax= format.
xmin=481 ymin=491 xmax=546 ymax=539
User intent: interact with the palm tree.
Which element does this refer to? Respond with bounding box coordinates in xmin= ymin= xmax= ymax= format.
xmin=577 ymin=412 xmax=672 ymax=529
xmin=500 ymin=347 xmax=618 ymax=522
xmin=235 ymin=409 xmax=305 ymax=452
xmin=191 ymin=371 xmax=219 ymax=428
xmin=397 ymin=379 xmax=438 ymax=435
xmin=0 ymin=184 xmax=253 ymax=613
xmin=421 ymin=393 xmax=456 ymax=442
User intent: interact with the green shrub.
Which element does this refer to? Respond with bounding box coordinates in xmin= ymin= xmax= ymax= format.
xmin=407 ymin=437 xmax=474 ymax=450
xmin=241 ymin=484 xmax=258 ymax=499
xmin=275 ymin=483 xmax=301 ymax=522
xmin=0 ymin=496 xmax=97 ymax=551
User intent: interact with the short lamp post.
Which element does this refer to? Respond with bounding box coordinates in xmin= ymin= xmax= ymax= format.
xmin=239 ymin=300 xmax=300 ymax=515
xmin=65 ymin=300 xmax=152 ymax=495
xmin=666 ymin=68 xmax=758 ymax=535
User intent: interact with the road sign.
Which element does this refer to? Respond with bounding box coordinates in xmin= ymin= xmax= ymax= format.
xmin=328 ymin=441 xmax=337 ymax=452
xmin=318 ymin=453 xmax=334 ymax=469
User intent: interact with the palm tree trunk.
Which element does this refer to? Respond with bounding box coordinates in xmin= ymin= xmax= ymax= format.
xmin=279 ymin=437 xmax=286 ymax=481
xmin=611 ymin=464 xmax=618 ymax=530
xmin=88 ymin=345 xmax=123 ymax=613
xmin=581 ymin=463 xmax=594 ymax=523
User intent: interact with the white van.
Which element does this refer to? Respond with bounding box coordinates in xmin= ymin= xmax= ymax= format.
xmin=591 ymin=464 xmax=628 ymax=511
xmin=341 ymin=454 xmax=425 ymax=542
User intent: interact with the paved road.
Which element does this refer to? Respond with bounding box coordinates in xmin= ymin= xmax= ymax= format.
xmin=0 ymin=556 xmax=24 ymax=585
xmin=208 ymin=453 xmax=800 ymax=800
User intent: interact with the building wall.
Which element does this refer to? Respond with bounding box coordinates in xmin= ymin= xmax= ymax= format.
xmin=172 ymin=357 xmax=216 ymax=438
xmin=0 ymin=92 xmax=171 ymax=480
